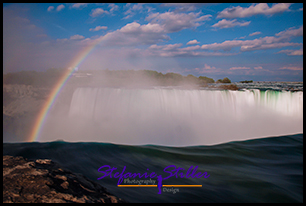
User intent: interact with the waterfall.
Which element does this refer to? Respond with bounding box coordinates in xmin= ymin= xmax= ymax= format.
xmin=45 ymin=88 xmax=303 ymax=146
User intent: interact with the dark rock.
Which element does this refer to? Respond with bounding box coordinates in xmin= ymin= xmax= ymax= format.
xmin=3 ymin=155 xmax=126 ymax=203
xmin=239 ymin=80 xmax=253 ymax=83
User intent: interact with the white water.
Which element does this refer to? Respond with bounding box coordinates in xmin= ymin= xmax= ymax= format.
xmin=42 ymin=88 xmax=303 ymax=146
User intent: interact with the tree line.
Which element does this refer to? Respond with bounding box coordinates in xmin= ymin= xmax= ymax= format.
xmin=3 ymin=68 xmax=233 ymax=86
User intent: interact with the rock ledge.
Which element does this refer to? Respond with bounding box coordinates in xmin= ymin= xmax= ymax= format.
xmin=3 ymin=155 xmax=126 ymax=203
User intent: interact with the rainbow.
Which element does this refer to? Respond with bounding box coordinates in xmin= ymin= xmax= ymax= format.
xmin=28 ymin=41 xmax=100 ymax=142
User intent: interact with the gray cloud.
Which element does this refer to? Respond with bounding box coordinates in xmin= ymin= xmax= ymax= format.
xmin=201 ymin=26 xmax=303 ymax=52
xmin=277 ymin=48 xmax=303 ymax=56
xmin=90 ymin=8 xmax=109 ymax=17
xmin=161 ymin=3 xmax=210 ymax=12
xmin=89 ymin=26 xmax=108 ymax=32
xmin=186 ymin=39 xmax=200 ymax=45
xmin=212 ymin=19 xmax=251 ymax=29
xmin=249 ymin=31 xmax=262 ymax=36
xmin=217 ymin=3 xmax=292 ymax=19
xmin=146 ymin=11 xmax=212 ymax=33
xmin=71 ymin=3 xmax=89 ymax=9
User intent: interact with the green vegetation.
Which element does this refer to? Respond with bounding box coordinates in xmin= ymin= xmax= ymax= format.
xmin=239 ymin=80 xmax=253 ymax=83
xmin=3 ymin=69 xmax=231 ymax=87
xmin=199 ymin=76 xmax=215 ymax=84
xmin=216 ymin=77 xmax=231 ymax=83
xmin=3 ymin=68 xmax=67 ymax=86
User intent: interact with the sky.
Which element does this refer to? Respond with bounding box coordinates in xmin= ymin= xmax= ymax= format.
xmin=3 ymin=3 xmax=303 ymax=82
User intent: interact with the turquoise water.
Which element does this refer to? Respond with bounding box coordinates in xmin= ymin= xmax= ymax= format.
xmin=3 ymin=133 xmax=303 ymax=203
xmin=3 ymin=85 xmax=303 ymax=202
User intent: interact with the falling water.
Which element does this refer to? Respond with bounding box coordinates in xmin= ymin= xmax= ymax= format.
xmin=47 ymin=87 xmax=302 ymax=146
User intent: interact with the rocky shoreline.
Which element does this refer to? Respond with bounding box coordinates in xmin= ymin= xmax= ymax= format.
xmin=3 ymin=155 xmax=126 ymax=203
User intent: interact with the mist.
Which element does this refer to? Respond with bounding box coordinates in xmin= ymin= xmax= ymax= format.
xmin=38 ymin=81 xmax=303 ymax=146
